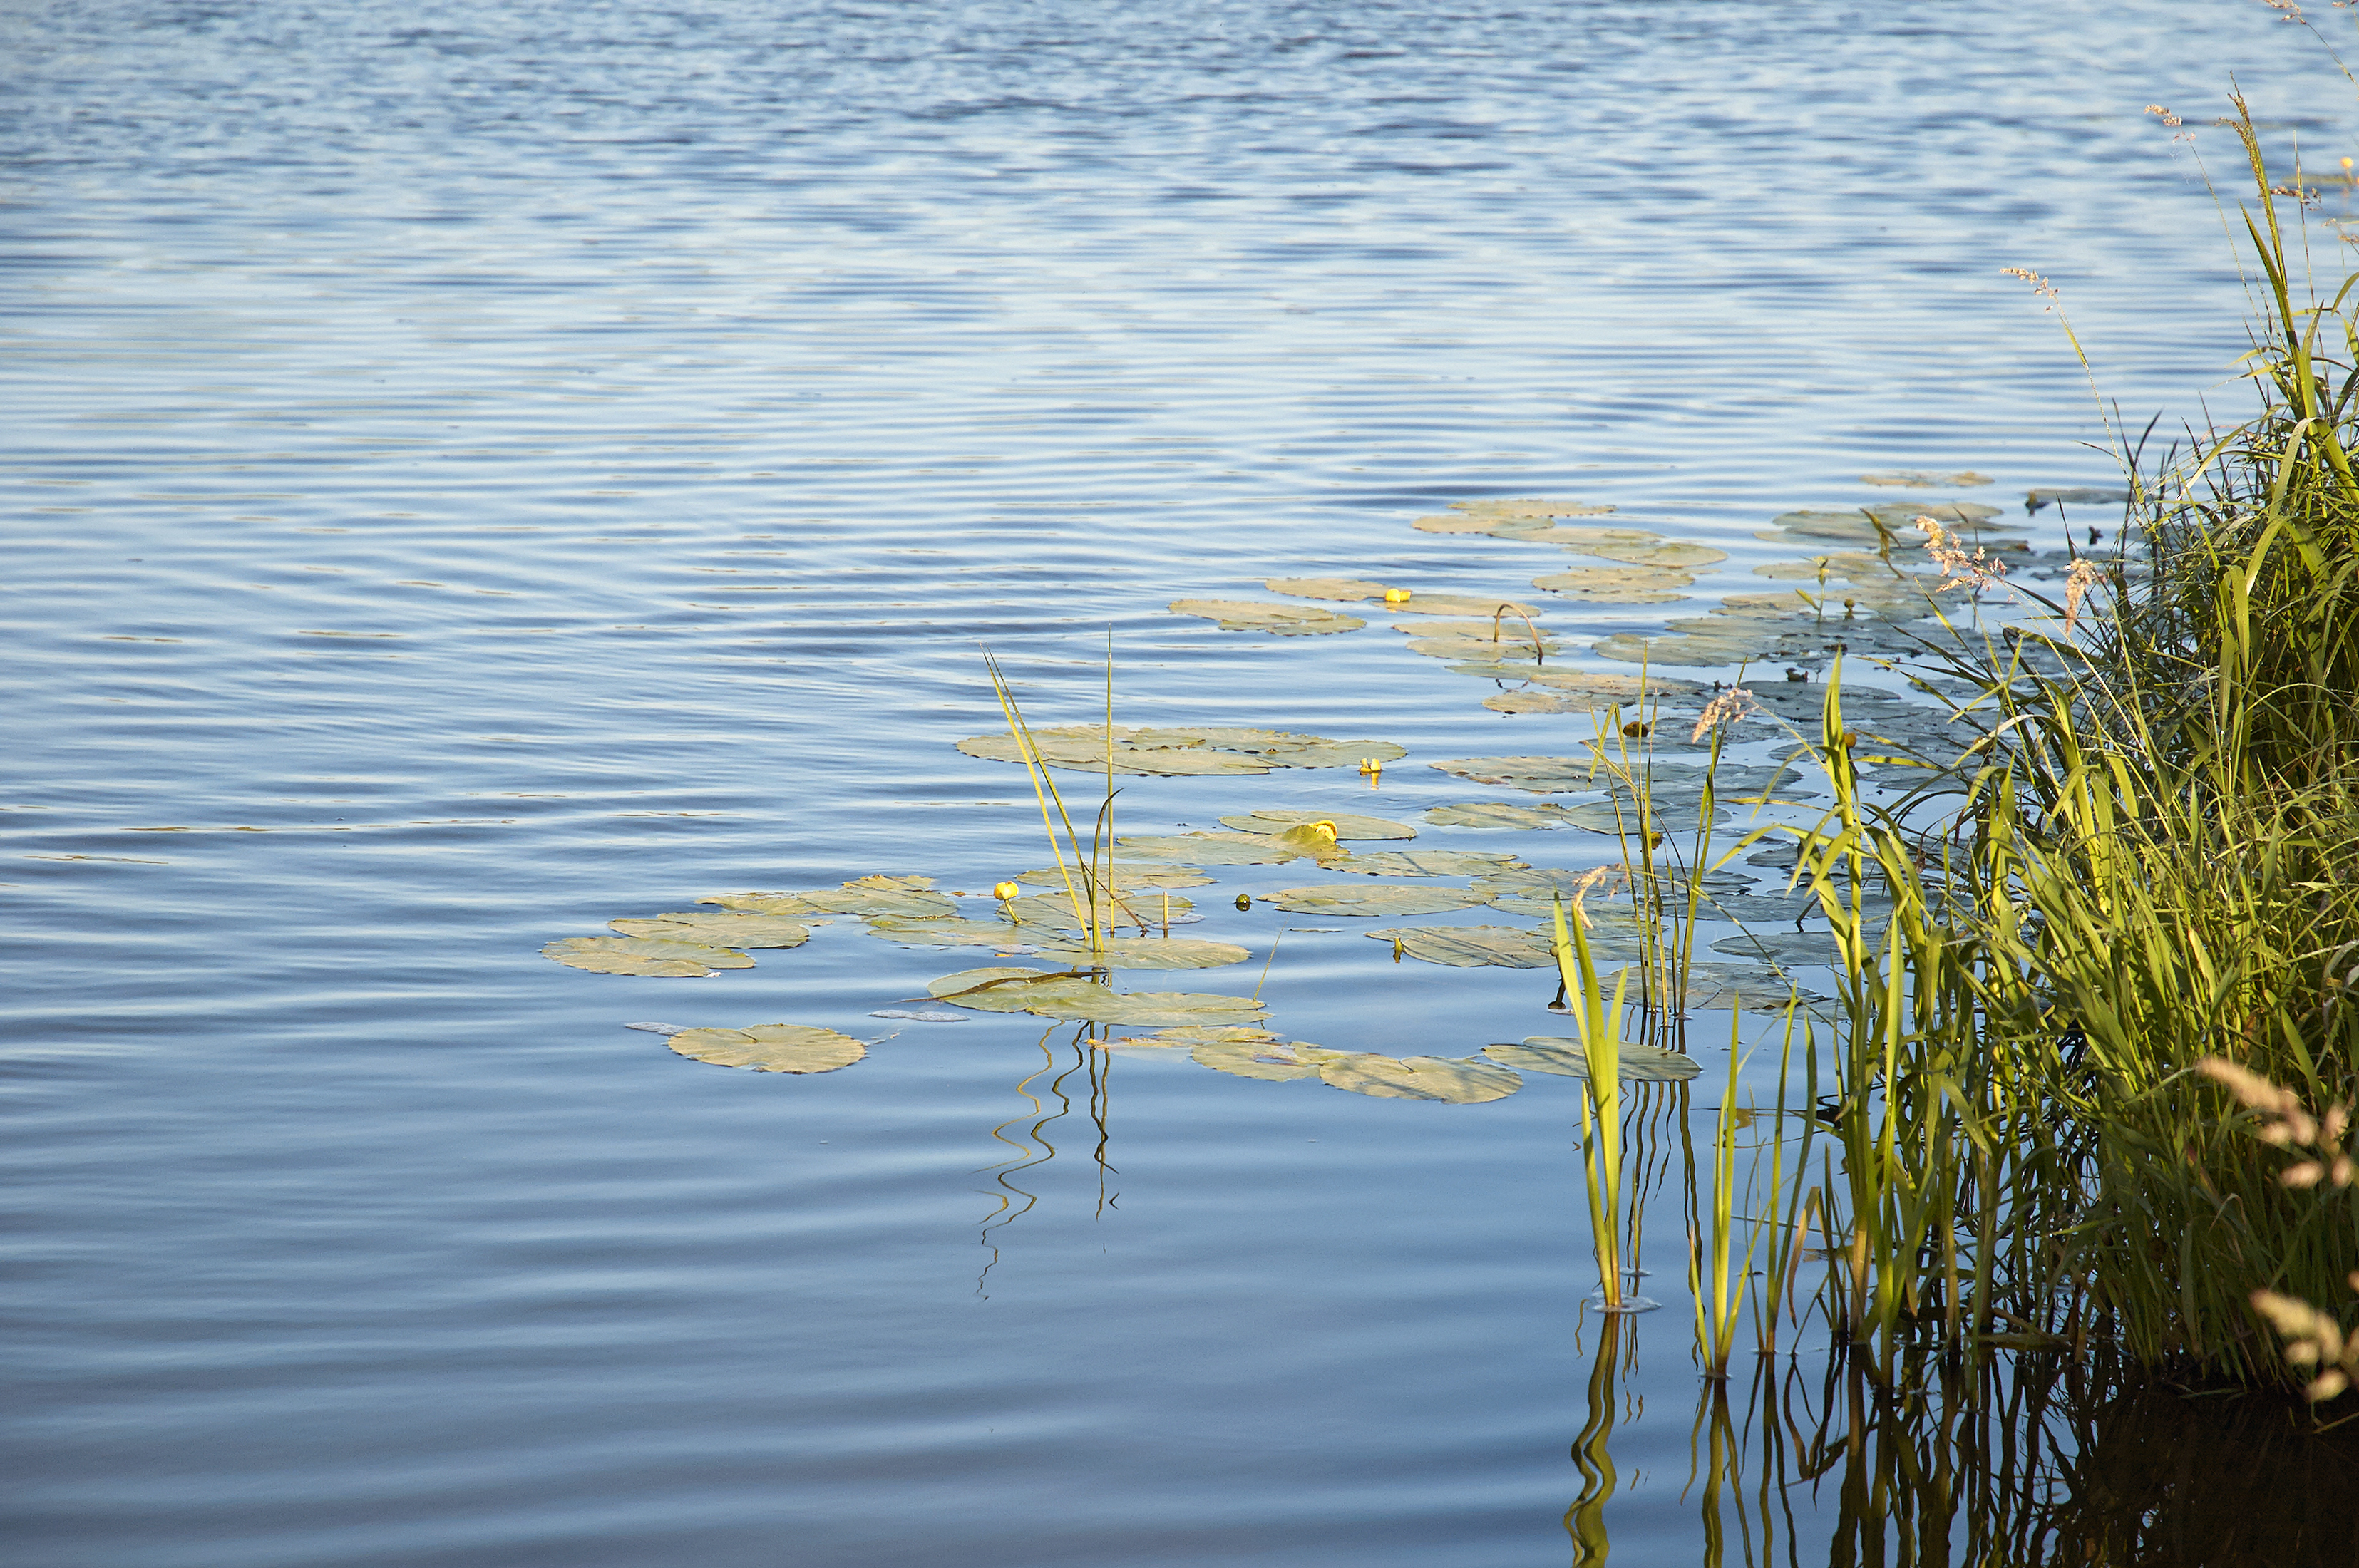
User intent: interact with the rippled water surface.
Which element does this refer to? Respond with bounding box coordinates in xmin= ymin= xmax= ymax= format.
xmin=8 ymin=2 xmax=2358 ymax=1564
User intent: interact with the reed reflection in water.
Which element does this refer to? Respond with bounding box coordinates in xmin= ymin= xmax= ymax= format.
xmin=977 ymin=1022 xmax=1121 ymax=1293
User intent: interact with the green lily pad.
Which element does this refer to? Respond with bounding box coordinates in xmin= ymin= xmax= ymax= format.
xmin=1762 ymin=509 xmax=1925 ymax=548
xmin=1428 ymin=755 xmax=1603 ymax=793
xmin=667 ymin=1024 xmax=868 ymax=1073
xmin=1266 ymin=884 xmax=1484 ymax=917
xmin=1002 ymin=890 xmax=1196 ymax=929
xmin=1602 ymin=961 xmax=1822 ymax=1012
xmin=1116 ymin=831 xmax=1334 ymax=866
xmin=1192 ymin=1037 xmax=1345 ymax=1080
xmin=1490 ymin=524 xmax=1661 ymax=547
xmin=956 ymin=724 xmax=1405 ymax=778
xmin=1865 ymin=500 xmax=2003 ymax=530
xmin=1264 ymin=577 xmax=1398 ymax=601
xmin=1484 ymin=1037 xmax=1701 ymax=1081
xmin=1533 ymin=565 xmax=1695 ymax=603
xmin=701 ymin=875 xmax=957 ymax=921
xmin=1367 ymin=924 xmax=1558 ymax=968
xmin=1012 ymin=863 xmax=1216 ymax=889
xmin=1710 ymin=929 xmax=1848 ymax=965
xmin=1319 ymin=1053 xmax=1522 ymax=1103
xmin=1168 ymin=599 xmax=1366 ymax=635
xmin=1574 ymin=540 xmax=1730 ymax=569
xmin=1425 ymin=801 xmax=1598 ymax=830
xmin=1337 ymin=848 xmax=1532 ymax=877
xmin=1451 ymin=497 xmax=1620 ymax=520
xmin=1412 ymin=512 xmax=1520 ymax=535
xmin=1027 ymin=935 xmax=1251 ymax=970
xmin=1381 ymin=593 xmax=1548 ymax=619
xmin=864 ymin=916 xmax=1029 ymax=947
xmin=608 ymin=912 xmax=812 ymax=947
xmin=1861 ymin=470 xmax=1993 ymax=489
xmin=1114 ymin=1024 xmax=1277 ymax=1048
xmin=925 ymin=966 xmax=1268 ymax=1028
xmin=1216 ymin=810 xmax=1419 ymax=840
xmin=541 ymin=935 xmax=757 ymax=976
xmin=2026 ymin=486 xmax=2129 ymax=512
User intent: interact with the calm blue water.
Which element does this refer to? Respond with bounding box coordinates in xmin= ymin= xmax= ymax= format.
xmin=5 ymin=2 xmax=2353 ymax=1563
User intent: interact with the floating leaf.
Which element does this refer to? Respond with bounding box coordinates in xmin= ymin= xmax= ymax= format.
xmin=1865 ymin=500 xmax=2003 ymax=530
xmin=1484 ymin=1037 xmax=1701 ymax=1081
xmin=1367 ymin=924 xmax=1557 ymax=967
xmin=1861 ymin=470 xmax=1993 ymax=489
xmin=865 ymin=915 xmax=1027 ymax=947
xmin=701 ymin=875 xmax=957 ymax=920
xmin=1710 ymin=929 xmax=1847 ymax=965
xmin=1412 ymin=512 xmax=1516 ymax=535
xmin=1761 ymin=509 xmax=1926 ymax=547
xmin=666 ymin=1024 xmax=868 ymax=1073
xmin=1602 ymin=961 xmax=1824 ymax=1012
xmin=1192 ymin=1037 xmax=1344 ymax=1080
xmin=1264 ymin=577 xmax=1397 ymax=601
xmin=1338 ymin=848 xmax=1531 ymax=877
xmin=1382 ymin=594 xmax=1548 ymax=619
xmin=925 ymin=966 xmax=1268 ymax=1027
xmin=1013 ymin=863 xmax=1215 ymax=889
xmin=1217 ymin=809 xmax=1418 ymax=840
xmin=1428 ymin=756 xmax=1603 ymax=793
xmin=1115 ymin=1024 xmax=1277 ymax=1048
xmin=1532 ymin=565 xmax=1694 ymax=603
xmin=1266 ymin=884 xmax=1484 ymax=917
xmin=1573 ymin=540 xmax=1729 ymax=569
xmin=1027 ymin=935 xmax=1250 ymax=970
xmin=540 ymin=936 xmax=756 ymax=976
xmin=1593 ymin=629 xmax=1813 ymax=668
xmin=956 ymin=723 xmax=1404 ymax=778
xmin=1489 ymin=524 xmax=1660 ymax=547
xmin=1168 ymin=599 xmax=1365 ymax=635
xmin=1319 ymin=1053 xmax=1521 ymax=1103
xmin=1002 ymin=890 xmax=1197 ymax=929
xmin=2026 ymin=486 xmax=2129 ymax=512
xmin=609 ymin=912 xmax=811 ymax=947
xmin=1425 ymin=800 xmax=1600 ymax=830
xmin=1118 ymin=831 xmax=1326 ymax=865
xmin=1451 ymin=497 xmax=1620 ymax=520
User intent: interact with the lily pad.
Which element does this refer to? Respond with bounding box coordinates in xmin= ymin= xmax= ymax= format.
xmin=1013 ymin=863 xmax=1216 ymax=889
xmin=1168 ymin=599 xmax=1366 ymax=635
xmin=666 ymin=1024 xmax=868 ymax=1074
xmin=865 ymin=915 xmax=1027 ymax=947
xmin=540 ymin=936 xmax=756 ymax=976
xmin=608 ymin=912 xmax=811 ymax=947
xmin=1761 ymin=509 xmax=1928 ymax=548
xmin=1216 ymin=810 xmax=1419 ymax=840
xmin=1428 ymin=756 xmax=1605 ymax=793
xmin=925 ymin=966 xmax=1268 ymax=1028
xmin=1425 ymin=801 xmax=1599 ymax=830
xmin=1319 ymin=1053 xmax=1522 ymax=1103
xmin=1573 ymin=540 xmax=1730 ymax=570
xmin=1404 ymin=636 xmax=1562 ymax=664
xmin=956 ymin=724 xmax=1405 ymax=778
xmin=1116 ymin=831 xmax=1334 ymax=866
xmin=1866 ymin=500 xmax=2004 ymax=530
xmin=1412 ymin=512 xmax=1520 ymax=535
xmin=1710 ymin=929 xmax=1848 ymax=965
xmin=1367 ymin=924 xmax=1558 ymax=968
xmin=2026 ymin=486 xmax=2130 ymax=512
xmin=1494 ymin=524 xmax=1664 ymax=547
xmin=1264 ymin=577 xmax=1397 ymax=601
xmin=1533 ymin=565 xmax=1695 ymax=603
xmin=1603 ymin=961 xmax=1822 ymax=1013
xmin=1114 ymin=1024 xmax=1276 ymax=1048
xmin=1381 ymin=594 xmax=1548 ymax=619
xmin=1451 ymin=497 xmax=1620 ymax=520
xmin=1338 ymin=848 xmax=1532 ymax=877
xmin=1861 ymin=470 xmax=1993 ymax=489
xmin=1192 ymin=1037 xmax=1345 ymax=1080
xmin=1484 ymin=1037 xmax=1701 ymax=1081
xmin=1002 ymin=890 xmax=1196 ymax=929
xmin=1027 ymin=935 xmax=1251 ymax=970
xmin=1266 ymin=884 xmax=1484 ymax=917
xmin=701 ymin=875 xmax=957 ymax=921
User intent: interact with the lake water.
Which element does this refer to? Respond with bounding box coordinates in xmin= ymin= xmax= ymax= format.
xmin=7 ymin=2 xmax=2357 ymax=1564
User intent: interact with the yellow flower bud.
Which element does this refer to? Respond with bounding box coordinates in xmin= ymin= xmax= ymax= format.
xmin=992 ymin=881 xmax=1021 ymax=901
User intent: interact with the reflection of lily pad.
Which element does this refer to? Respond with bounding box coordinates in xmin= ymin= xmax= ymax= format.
xmin=1216 ymin=810 xmax=1418 ymax=840
xmin=540 ymin=936 xmax=756 ymax=976
xmin=1484 ymin=1038 xmax=1700 ymax=1081
xmin=1168 ymin=599 xmax=1365 ymax=635
xmin=1320 ymin=1053 xmax=1521 ymax=1103
xmin=1192 ymin=1038 xmax=1342 ymax=1080
xmin=1267 ymin=884 xmax=1484 ymax=917
xmin=1367 ymin=924 xmax=1556 ymax=968
xmin=1028 ymin=936 xmax=1250 ymax=970
xmin=957 ymin=724 xmax=1404 ymax=777
xmin=667 ymin=1024 xmax=867 ymax=1074
xmin=1264 ymin=577 xmax=1397 ymax=601
xmin=925 ymin=966 xmax=1268 ymax=1027
xmin=1338 ymin=849 xmax=1531 ymax=877
xmin=609 ymin=912 xmax=811 ymax=947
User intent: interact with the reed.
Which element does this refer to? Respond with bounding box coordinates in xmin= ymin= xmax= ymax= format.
xmin=1553 ymin=892 xmax=1634 ymax=1311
